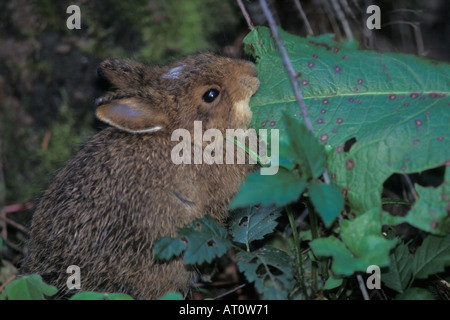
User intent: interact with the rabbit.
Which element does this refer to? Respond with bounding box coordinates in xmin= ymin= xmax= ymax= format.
xmin=21 ymin=53 xmax=260 ymax=299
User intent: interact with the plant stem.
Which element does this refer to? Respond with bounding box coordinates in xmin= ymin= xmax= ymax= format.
xmin=286 ymin=205 xmax=308 ymax=299
xmin=308 ymin=203 xmax=319 ymax=292
xmin=308 ymin=202 xmax=329 ymax=287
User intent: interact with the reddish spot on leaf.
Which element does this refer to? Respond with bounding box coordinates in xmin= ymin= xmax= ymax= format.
xmin=301 ymin=80 xmax=309 ymax=86
xmin=356 ymin=99 xmax=362 ymax=104
xmin=331 ymin=172 xmax=336 ymax=180
xmin=334 ymin=66 xmax=342 ymax=74
xmin=336 ymin=145 xmax=343 ymax=154
xmin=332 ymin=128 xmax=338 ymax=134
xmin=357 ymin=78 xmax=363 ymax=85
xmin=415 ymin=119 xmax=423 ymax=127
xmin=402 ymin=103 xmax=410 ymax=107
xmin=337 ymin=118 xmax=343 ymax=124
xmin=345 ymin=159 xmax=355 ymax=170
xmin=313 ymin=54 xmax=318 ymax=59
xmin=430 ymin=220 xmax=438 ymax=230
xmin=389 ymin=94 xmax=397 ymax=100
xmin=348 ymin=97 xmax=355 ymax=103
xmin=333 ymin=47 xmax=340 ymax=54
xmin=342 ymin=55 xmax=351 ymax=60
xmin=320 ymin=134 xmax=328 ymax=143
xmin=321 ymin=108 xmax=327 ymax=114
xmin=412 ymin=139 xmax=420 ymax=146
xmin=354 ymin=86 xmax=359 ymax=92
xmin=410 ymin=92 xmax=420 ymax=99
xmin=342 ymin=188 xmax=349 ymax=196
xmin=269 ymin=121 xmax=276 ymax=127
xmin=316 ymin=118 xmax=324 ymax=124
xmin=437 ymin=137 xmax=444 ymax=141
xmin=307 ymin=61 xmax=315 ymax=69
xmin=428 ymin=92 xmax=439 ymax=99
xmin=261 ymin=120 xmax=268 ymax=127
xmin=322 ymin=98 xmax=329 ymax=105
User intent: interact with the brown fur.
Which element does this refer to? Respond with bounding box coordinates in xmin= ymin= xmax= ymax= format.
xmin=22 ymin=53 xmax=259 ymax=299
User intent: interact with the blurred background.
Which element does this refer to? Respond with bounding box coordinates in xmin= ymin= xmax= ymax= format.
xmin=0 ymin=0 xmax=448 ymax=296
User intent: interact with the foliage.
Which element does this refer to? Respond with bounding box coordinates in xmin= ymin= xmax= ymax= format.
xmin=154 ymin=26 xmax=449 ymax=300
xmin=0 ymin=274 xmax=134 ymax=300
xmin=0 ymin=274 xmax=57 ymax=300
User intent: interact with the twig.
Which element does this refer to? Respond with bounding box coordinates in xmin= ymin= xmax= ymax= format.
xmin=0 ymin=213 xmax=29 ymax=235
xmin=236 ymin=0 xmax=254 ymax=31
xmin=259 ymin=0 xmax=330 ymax=184
xmin=401 ymin=174 xmax=419 ymax=202
xmin=382 ymin=21 xmax=425 ymax=56
xmin=356 ymin=273 xmax=370 ymax=300
xmin=330 ymin=0 xmax=353 ymax=41
xmin=0 ymin=275 xmax=17 ymax=293
xmin=258 ymin=0 xmax=314 ymax=133
xmin=320 ymin=0 xmax=342 ymax=39
xmin=339 ymin=0 xmax=357 ymax=23
xmin=213 ymin=283 xmax=247 ymax=300
xmin=293 ymin=0 xmax=314 ymax=35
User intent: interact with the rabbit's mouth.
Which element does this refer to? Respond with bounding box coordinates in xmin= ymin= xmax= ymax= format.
xmin=230 ymin=97 xmax=253 ymax=130
xmin=229 ymin=76 xmax=260 ymax=130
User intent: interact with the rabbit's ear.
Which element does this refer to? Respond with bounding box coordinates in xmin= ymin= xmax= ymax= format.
xmin=98 ymin=59 xmax=152 ymax=89
xmin=96 ymin=98 xmax=168 ymax=134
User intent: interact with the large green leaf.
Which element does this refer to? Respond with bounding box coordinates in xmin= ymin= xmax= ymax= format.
xmin=244 ymin=26 xmax=450 ymax=216
xmin=310 ymin=208 xmax=397 ymax=275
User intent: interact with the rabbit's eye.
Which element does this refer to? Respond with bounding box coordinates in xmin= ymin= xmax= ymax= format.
xmin=202 ymin=88 xmax=220 ymax=103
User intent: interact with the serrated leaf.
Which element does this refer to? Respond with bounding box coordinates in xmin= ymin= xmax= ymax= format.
xmin=309 ymin=182 xmax=344 ymax=227
xmin=244 ymin=26 xmax=450 ymax=216
xmin=229 ymin=167 xmax=307 ymax=209
xmin=281 ymin=112 xmax=327 ymax=179
xmin=412 ymin=233 xmax=450 ymax=279
xmin=237 ymin=247 xmax=294 ymax=300
xmin=178 ymin=214 xmax=232 ymax=265
xmin=2 ymin=274 xmax=57 ymax=300
xmin=70 ymin=291 xmax=134 ymax=300
xmin=153 ymin=236 xmax=187 ymax=261
xmin=230 ymin=205 xmax=281 ymax=247
xmin=310 ymin=208 xmax=397 ymax=275
xmin=381 ymin=240 xmax=413 ymax=293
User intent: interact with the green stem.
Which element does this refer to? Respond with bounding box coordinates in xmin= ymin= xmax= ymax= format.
xmin=286 ymin=205 xmax=308 ymax=299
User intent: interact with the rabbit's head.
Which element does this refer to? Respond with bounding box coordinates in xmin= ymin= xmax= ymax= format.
xmin=95 ymin=53 xmax=259 ymax=134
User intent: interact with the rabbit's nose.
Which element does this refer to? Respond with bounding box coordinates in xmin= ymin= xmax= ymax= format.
xmin=240 ymin=75 xmax=260 ymax=95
